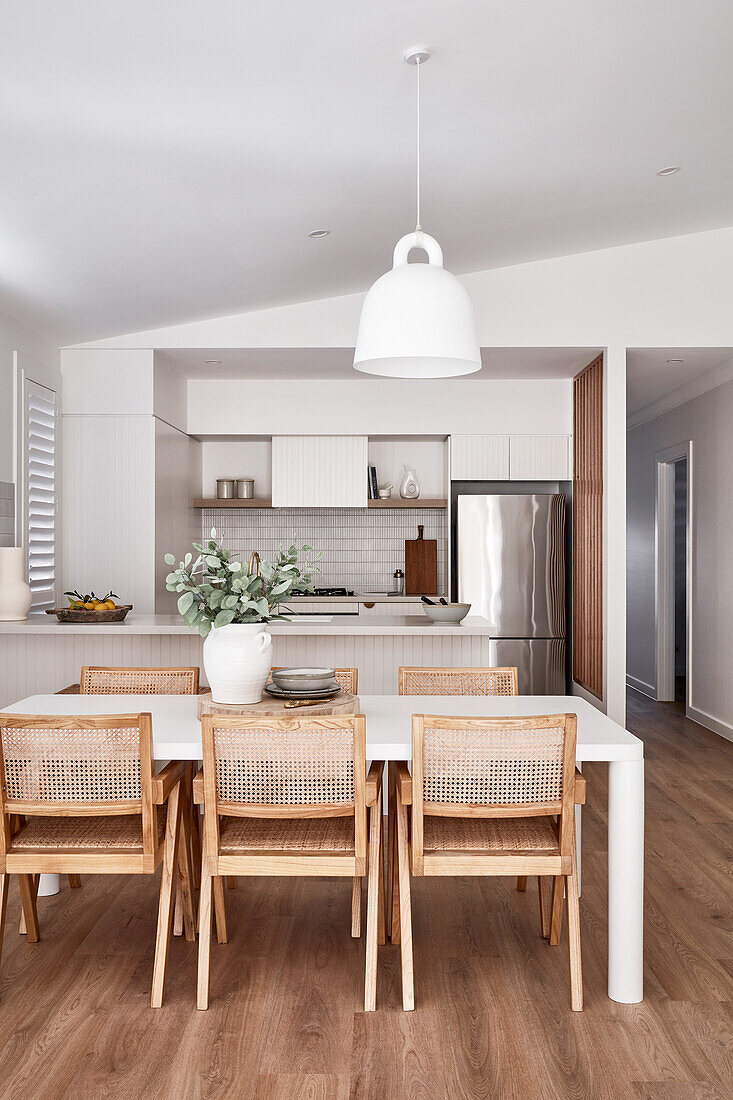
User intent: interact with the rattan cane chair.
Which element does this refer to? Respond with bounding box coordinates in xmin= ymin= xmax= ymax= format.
xmin=72 ymin=667 xmax=202 ymax=909
xmin=193 ymin=713 xmax=384 ymax=1011
xmin=393 ymin=665 xmax=528 ymax=903
xmin=269 ymin=667 xmax=359 ymax=694
xmin=398 ymin=666 xmax=518 ymax=697
xmin=80 ymin=666 xmax=200 ymax=695
xmin=0 ymin=712 xmax=196 ymax=1007
xmin=392 ymin=713 xmax=583 ymax=1012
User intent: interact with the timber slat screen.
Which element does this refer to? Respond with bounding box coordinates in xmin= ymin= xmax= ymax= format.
xmin=573 ymin=356 xmax=603 ymax=698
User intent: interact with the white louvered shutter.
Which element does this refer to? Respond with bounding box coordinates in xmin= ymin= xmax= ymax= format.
xmin=24 ymin=379 xmax=57 ymax=611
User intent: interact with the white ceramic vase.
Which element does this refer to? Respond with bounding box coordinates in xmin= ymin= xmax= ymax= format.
xmin=0 ymin=547 xmax=32 ymax=622
xmin=203 ymin=622 xmax=273 ymax=704
xmin=399 ymin=464 xmax=420 ymax=500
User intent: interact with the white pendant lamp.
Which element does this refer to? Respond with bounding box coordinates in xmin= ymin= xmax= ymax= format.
xmin=354 ymin=48 xmax=481 ymax=379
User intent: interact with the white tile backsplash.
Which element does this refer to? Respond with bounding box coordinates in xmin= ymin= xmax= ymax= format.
xmin=202 ymin=506 xmax=446 ymax=592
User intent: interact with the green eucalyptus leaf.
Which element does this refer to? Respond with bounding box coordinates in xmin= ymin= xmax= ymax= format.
xmin=164 ymin=553 xmax=176 ymax=565
xmin=178 ymin=591 xmax=194 ymax=615
xmin=214 ymin=608 xmax=236 ymax=628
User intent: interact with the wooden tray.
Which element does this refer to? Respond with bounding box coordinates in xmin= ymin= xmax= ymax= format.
xmin=45 ymin=605 xmax=132 ymax=624
xmin=197 ymin=690 xmax=360 ymax=719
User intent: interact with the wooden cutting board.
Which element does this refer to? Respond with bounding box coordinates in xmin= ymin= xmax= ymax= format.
xmin=405 ymin=524 xmax=438 ymax=596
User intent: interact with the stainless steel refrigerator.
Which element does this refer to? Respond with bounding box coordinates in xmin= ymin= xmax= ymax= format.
xmin=456 ymin=494 xmax=567 ymax=694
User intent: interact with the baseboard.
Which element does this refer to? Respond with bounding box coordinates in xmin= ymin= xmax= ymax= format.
xmin=626 ymin=675 xmax=656 ymax=699
xmin=687 ymin=705 xmax=733 ymax=744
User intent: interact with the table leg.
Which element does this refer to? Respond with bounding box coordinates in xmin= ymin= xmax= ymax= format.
xmin=608 ymin=758 xmax=644 ymax=1003
xmin=37 ymin=874 xmax=59 ymax=897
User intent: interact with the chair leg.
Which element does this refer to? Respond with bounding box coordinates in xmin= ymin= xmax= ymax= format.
xmin=151 ymin=781 xmax=182 ymax=1008
xmin=18 ymin=873 xmax=38 ymax=935
xmin=364 ymin=789 xmax=381 ymax=1011
xmin=386 ymin=762 xmax=396 ymax=939
xmin=351 ymin=876 xmax=361 ymax=938
xmin=516 ymin=876 xmax=527 ymax=891
xmin=396 ymin=796 xmax=414 ymax=1011
xmin=377 ymin=802 xmax=386 ymax=947
xmin=390 ymin=785 xmax=401 ymax=944
xmin=549 ymin=876 xmax=564 ymax=946
xmin=68 ymin=875 xmax=82 ymax=889
xmin=0 ymin=873 xmax=9 ymax=968
xmin=538 ymin=877 xmax=553 ymax=939
xmin=190 ymin=803 xmax=202 ymax=890
xmin=567 ymin=835 xmax=583 ymax=1011
xmin=197 ymin=860 xmax=213 ymax=1010
xmin=176 ymin=799 xmax=197 ymax=942
xmin=213 ymin=876 xmax=228 ymax=944
xmin=18 ymin=875 xmax=40 ymax=943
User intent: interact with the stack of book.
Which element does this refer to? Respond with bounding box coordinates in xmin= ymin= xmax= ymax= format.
xmin=367 ymin=465 xmax=379 ymax=499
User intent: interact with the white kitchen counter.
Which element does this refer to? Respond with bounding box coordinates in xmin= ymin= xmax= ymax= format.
xmin=0 ymin=612 xmax=493 ymax=636
xmin=0 ymin=613 xmax=499 ymax=704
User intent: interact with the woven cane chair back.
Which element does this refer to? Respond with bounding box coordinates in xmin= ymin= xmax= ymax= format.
xmin=200 ymin=714 xmax=367 ymax=861
xmin=0 ymin=714 xmax=155 ymax=850
xmin=269 ymin=667 xmax=359 ymax=694
xmin=80 ymin=666 xmax=199 ymax=695
xmin=398 ymin=666 xmax=518 ymax=697
xmin=411 ymin=712 xmax=577 ymax=863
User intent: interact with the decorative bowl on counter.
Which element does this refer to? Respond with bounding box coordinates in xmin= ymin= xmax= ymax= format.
xmin=421 ymin=601 xmax=471 ymax=625
xmin=271 ymin=666 xmax=337 ymax=692
xmin=45 ymin=605 xmax=133 ymax=624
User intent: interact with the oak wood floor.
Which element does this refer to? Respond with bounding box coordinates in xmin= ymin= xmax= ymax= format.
xmin=0 ymin=691 xmax=731 ymax=1099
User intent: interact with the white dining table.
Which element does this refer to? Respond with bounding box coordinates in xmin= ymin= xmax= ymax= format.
xmin=2 ymin=692 xmax=644 ymax=1005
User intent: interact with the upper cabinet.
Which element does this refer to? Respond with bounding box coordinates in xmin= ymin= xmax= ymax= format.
xmin=509 ymin=435 xmax=571 ymax=480
xmin=450 ymin=434 xmax=571 ymax=481
xmin=272 ymin=435 xmax=368 ymax=507
xmin=450 ymin=435 xmax=510 ymax=480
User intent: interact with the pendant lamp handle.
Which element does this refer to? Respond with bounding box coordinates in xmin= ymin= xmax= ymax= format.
xmin=392 ymin=231 xmax=444 ymax=269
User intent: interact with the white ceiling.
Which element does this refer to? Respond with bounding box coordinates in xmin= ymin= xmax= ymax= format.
xmin=166 ymin=347 xmax=599 ymax=380
xmin=2 ymin=2 xmax=733 ymax=344
xmin=627 ymin=348 xmax=733 ymax=415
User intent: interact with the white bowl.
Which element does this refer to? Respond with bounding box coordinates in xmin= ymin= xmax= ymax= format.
xmin=271 ymin=666 xmax=336 ymax=692
xmin=422 ymin=602 xmax=471 ymax=624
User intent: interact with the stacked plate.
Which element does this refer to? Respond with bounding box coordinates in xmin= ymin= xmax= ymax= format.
xmin=265 ymin=667 xmax=341 ymax=700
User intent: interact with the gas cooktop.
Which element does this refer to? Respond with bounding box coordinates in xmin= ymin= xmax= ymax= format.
xmin=290 ymin=587 xmax=355 ymax=598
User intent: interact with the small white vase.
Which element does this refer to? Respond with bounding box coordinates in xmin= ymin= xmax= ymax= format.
xmin=203 ymin=622 xmax=273 ymax=704
xmin=399 ymin=464 xmax=420 ymax=500
xmin=0 ymin=547 xmax=32 ymax=622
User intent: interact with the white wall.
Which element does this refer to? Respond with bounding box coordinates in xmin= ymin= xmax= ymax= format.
xmin=201 ymin=440 xmax=272 ymax=499
xmin=61 ymin=414 xmax=156 ymax=610
xmin=154 ymin=420 xmax=201 ymax=613
xmin=627 ymin=377 xmax=733 ymax=740
xmin=188 ymin=379 xmax=573 ymax=438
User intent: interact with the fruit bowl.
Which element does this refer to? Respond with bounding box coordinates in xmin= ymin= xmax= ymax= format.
xmin=46 ymin=605 xmax=132 ymax=624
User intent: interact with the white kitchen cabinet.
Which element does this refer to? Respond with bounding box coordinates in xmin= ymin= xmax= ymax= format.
xmin=450 ymin=435 xmax=510 ymax=480
xmin=509 ymin=435 xmax=571 ymax=480
xmin=272 ymin=435 xmax=368 ymax=507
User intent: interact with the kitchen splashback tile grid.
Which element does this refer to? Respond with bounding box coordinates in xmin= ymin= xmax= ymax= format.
xmin=203 ymin=507 xmax=446 ymax=593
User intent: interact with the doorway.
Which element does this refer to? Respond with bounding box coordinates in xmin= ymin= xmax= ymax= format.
xmin=655 ymin=442 xmax=692 ymax=706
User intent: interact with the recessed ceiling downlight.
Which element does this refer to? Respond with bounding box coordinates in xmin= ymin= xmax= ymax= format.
xmin=657 ymin=165 xmax=681 ymax=176
xmin=205 ymin=359 xmax=222 ymax=365
xmin=308 ymin=229 xmax=330 ymax=238
xmin=666 ymin=358 xmax=685 ymax=363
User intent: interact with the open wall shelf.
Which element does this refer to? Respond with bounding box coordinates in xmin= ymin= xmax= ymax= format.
xmin=193 ymin=498 xmax=447 ymax=509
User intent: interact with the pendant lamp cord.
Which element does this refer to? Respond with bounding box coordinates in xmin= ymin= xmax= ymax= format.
xmin=415 ymin=56 xmax=421 ymax=232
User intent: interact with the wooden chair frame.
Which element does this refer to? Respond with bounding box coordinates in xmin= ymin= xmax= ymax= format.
xmin=391 ymin=712 xmax=582 ymax=1012
xmin=398 ymin=666 xmax=519 ymax=697
xmin=79 ymin=665 xmax=200 ymax=695
xmin=193 ymin=713 xmax=384 ymax=1010
xmin=0 ymin=712 xmax=195 ymax=1007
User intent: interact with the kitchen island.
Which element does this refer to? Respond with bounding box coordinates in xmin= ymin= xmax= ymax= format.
xmin=0 ymin=612 xmax=496 ymax=704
